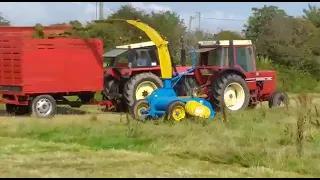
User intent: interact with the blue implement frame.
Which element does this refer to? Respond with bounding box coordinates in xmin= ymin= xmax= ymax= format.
xmin=138 ymin=49 xmax=216 ymax=120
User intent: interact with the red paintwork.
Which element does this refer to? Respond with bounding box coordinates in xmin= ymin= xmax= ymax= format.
xmin=195 ymin=44 xmax=277 ymax=104
xmin=105 ymin=66 xmax=193 ymax=80
xmin=0 ymin=34 xmax=103 ymax=95
xmin=256 ymin=70 xmax=276 ymax=100
xmin=0 ymin=25 xmax=71 ymax=38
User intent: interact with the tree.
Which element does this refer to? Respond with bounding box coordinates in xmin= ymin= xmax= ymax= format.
xmin=255 ymin=15 xmax=320 ymax=78
xmin=0 ymin=12 xmax=10 ymax=26
xmin=303 ymin=3 xmax=320 ymax=28
xmin=214 ymin=30 xmax=244 ymax=40
xmin=243 ymin=5 xmax=287 ymax=42
xmin=149 ymin=11 xmax=186 ymax=62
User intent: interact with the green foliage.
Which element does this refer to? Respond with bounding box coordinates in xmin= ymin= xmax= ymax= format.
xmin=33 ymin=23 xmax=45 ymax=39
xmin=214 ymin=30 xmax=244 ymax=40
xmin=303 ymin=3 xmax=320 ymax=28
xmin=255 ymin=14 xmax=320 ymax=79
xmin=256 ymin=56 xmax=320 ymax=93
xmin=243 ymin=5 xmax=287 ymax=42
xmin=0 ymin=12 xmax=10 ymax=26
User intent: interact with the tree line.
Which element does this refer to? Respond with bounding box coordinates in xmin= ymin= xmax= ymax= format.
xmin=1 ymin=4 xmax=320 ymax=85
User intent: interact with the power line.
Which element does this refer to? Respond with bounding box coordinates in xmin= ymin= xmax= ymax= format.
xmin=201 ymin=17 xmax=247 ymax=22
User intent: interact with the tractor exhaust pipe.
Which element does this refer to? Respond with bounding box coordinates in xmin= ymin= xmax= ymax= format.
xmin=180 ymin=36 xmax=186 ymax=66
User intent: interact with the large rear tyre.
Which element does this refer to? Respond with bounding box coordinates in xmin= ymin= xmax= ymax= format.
xmin=31 ymin=95 xmax=57 ymax=118
xmin=211 ymin=74 xmax=250 ymax=112
xmin=102 ymin=76 xmax=120 ymax=100
xmin=124 ymin=72 xmax=163 ymax=107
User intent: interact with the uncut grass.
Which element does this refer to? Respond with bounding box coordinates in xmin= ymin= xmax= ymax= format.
xmin=0 ymin=100 xmax=319 ymax=177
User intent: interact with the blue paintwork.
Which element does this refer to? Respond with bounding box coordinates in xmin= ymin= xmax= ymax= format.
xmin=139 ymin=49 xmax=216 ymax=120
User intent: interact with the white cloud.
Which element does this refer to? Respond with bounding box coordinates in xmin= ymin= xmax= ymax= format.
xmin=0 ymin=2 xmax=246 ymax=32
xmin=130 ymin=2 xmax=172 ymax=13
xmin=0 ymin=2 xmax=97 ymax=26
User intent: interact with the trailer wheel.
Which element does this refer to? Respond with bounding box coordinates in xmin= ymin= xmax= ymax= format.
xmin=211 ymin=74 xmax=250 ymax=112
xmin=166 ymin=101 xmax=186 ymax=121
xmin=124 ymin=72 xmax=163 ymax=107
xmin=31 ymin=95 xmax=57 ymax=118
xmin=268 ymin=91 xmax=287 ymax=108
xmin=5 ymin=104 xmax=30 ymax=116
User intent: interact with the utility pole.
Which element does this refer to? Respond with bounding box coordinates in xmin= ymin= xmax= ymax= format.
xmin=95 ymin=2 xmax=98 ymax=20
xmin=99 ymin=2 xmax=104 ymax=20
xmin=189 ymin=16 xmax=196 ymax=33
xmin=196 ymin=12 xmax=201 ymax=31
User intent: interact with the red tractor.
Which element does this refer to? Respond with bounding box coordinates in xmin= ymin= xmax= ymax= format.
xmin=181 ymin=40 xmax=286 ymax=112
xmin=102 ymin=40 xmax=191 ymax=111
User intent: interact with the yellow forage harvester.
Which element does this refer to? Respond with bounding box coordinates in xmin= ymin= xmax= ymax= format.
xmin=185 ymin=101 xmax=211 ymax=118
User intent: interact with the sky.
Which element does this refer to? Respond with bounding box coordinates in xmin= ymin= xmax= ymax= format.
xmin=0 ymin=2 xmax=319 ymax=33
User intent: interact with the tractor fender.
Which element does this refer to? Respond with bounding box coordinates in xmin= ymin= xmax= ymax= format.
xmin=216 ymin=68 xmax=246 ymax=80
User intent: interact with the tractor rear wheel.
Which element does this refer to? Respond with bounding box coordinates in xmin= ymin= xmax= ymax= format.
xmin=102 ymin=76 xmax=120 ymax=100
xmin=211 ymin=74 xmax=250 ymax=112
xmin=123 ymin=72 xmax=163 ymax=107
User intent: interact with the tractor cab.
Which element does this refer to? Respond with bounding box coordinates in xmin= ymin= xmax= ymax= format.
xmin=197 ymin=40 xmax=255 ymax=71
xmin=194 ymin=40 xmax=278 ymax=110
xmin=103 ymin=41 xmax=160 ymax=69
xmin=195 ymin=40 xmax=257 ymax=86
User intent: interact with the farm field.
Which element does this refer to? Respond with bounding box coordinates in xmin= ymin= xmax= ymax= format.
xmin=0 ymin=94 xmax=319 ymax=178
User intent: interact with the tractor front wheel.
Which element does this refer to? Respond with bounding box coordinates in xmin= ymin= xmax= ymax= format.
xmin=268 ymin=91 xmax=287 ymax=108
xmin=211 ymin=74 xmax=250 ymax=112
xmin=124 ymin=72 xmax=163 ymax=107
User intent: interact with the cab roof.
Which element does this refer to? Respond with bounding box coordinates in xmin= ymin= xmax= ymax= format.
xmin=116 ymin=40 xmax=169 ymax=49
xmin=198 ymin=40 xmax=252 ymax=46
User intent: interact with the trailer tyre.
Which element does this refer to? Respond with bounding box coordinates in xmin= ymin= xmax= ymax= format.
xmin=211 ymin=74 xmax=250 ymax=112
xmin=31 ymin=95 xmax=57 ymax=118
xmin=124 ymin=72 xmax=163 ymax=107
xmin=5 ymin=104 xmax=30 ymax=116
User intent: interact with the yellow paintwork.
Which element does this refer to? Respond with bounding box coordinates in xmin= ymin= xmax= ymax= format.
xmin=223 ymin=82 xmax=245 ymax=111
xmin=135 ymin=81 xmax=158 ymax=100
xmin=137 ymin=103 xmax=149 ymax=117
xmin=171 ymin=105 xmax=186 ymax=121
xmin=107 ymin=19 xmax=173 ymax=79
xmin=185 ymin=101 xmax=211 ymax=119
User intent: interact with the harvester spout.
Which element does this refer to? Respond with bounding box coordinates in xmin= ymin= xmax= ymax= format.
xmin=102 ymin=19 xmax=173 ymax=79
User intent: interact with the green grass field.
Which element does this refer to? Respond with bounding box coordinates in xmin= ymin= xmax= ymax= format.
xmin=0 ymin=94 xmax=319 ymax=177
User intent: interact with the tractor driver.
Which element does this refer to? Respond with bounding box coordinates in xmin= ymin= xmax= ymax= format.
xmin=137 ymin=51 xmax=149 ymax=66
